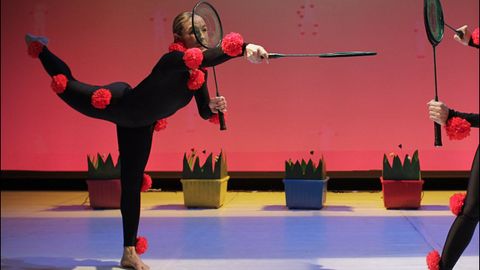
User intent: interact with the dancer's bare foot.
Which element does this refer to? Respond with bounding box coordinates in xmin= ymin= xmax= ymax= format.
xmin=120 ymin=246 xmax=150 ymax=270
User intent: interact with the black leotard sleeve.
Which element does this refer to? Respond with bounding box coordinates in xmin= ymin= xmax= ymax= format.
xmin=448 ymin=109 xmax=480 ymax=128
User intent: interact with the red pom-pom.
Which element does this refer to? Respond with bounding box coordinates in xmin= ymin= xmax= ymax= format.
xmin=449 ymin=193 xmax=466 ymax=216
xmin=472 ymin=27 xmax=479 ymax=46
xmin=209 ymin=113 xmax=226 ymax=125
xmin=221 ymin=32 xmax=244 ymax=56
xmin=28 ymin=41 xmax=44 ymax=58
xmin=187 ymin=69 xmax=205 ymax=90
xmin=154 ymin=119 xmax=167 ymax=131
xmin=168 ymin=42 xmax=186 ymax=52
xmin=183 ymin=48 xmax=203 ymax=69
xmin=135 ymin=236 xmax=148 ymax=255
xmin=141 ymin=173 xmax=152 ymax=192
xmin=91 ymin=88 xmax=112 ymax=109
xmin=445 ymin=117 xmax=471 ymax=140
xmin=51 ymin=74 xmax=68 ymax=94
xmin=426 ymin=250 xmax=440 ymax=270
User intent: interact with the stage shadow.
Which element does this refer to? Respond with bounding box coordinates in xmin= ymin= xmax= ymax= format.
xmin=420 ymin=205 xmax=450 ymax=211
xmin=47 ymin=205 xmax=91 ymax=211
xmin=322 ymin=205 xmax=353 ymax=212
xmin=262 ymin=205 xmax=353 ymax=212
xmin=1 ymin=257 xmax=119 ymax=270
xmin=262 ymin=205 xmax=288 ymax=211
xmin=150 ymin=204 xmax=188 ymax=210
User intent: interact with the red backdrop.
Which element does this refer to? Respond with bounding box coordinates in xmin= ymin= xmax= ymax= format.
xmin=1 ymin=0 xmax=478 ymax=172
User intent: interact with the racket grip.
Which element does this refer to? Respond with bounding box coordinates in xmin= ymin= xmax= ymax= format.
xmin=219 ymin=111 xmax=227 ymax=131
xmin=434 ymin=122 xmax=442 ymax=147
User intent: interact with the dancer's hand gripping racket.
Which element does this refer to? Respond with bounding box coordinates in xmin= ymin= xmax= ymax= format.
xmin=424 ymin=0 xmax=445 ymax=146
xmin=192 ymin=1 xmax=227 ymax=130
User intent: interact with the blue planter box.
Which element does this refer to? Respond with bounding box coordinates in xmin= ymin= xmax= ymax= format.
xmin=283 ymin=178 xmax=329 ymax=209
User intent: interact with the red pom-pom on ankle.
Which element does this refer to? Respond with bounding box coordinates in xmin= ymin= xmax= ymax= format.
xmin=154 ymin=119 xmax=168 ymax=131
xmin=141 ymin=174 xmax=152 ymax=192
xmin=91 ymin=88 xmax=112 ymax=109
xmin=28 ymin=41 xmax=44 ymax=58
xmin=445 ymin=117 xmax=471 ymax=140
xmin=426 ymin=250 xmax=440 ymax=270
xmin=187 ymin=69 xmax=205 ymax=90
xmin=135 ymin=236 xmax=148 ymax=255
xmin=221 ymin=32 xmax=244 ymax=56
xmin=183 ymin=48 xmax=204 ymax=69
xmin=51 ymin=74 xmax=68 ymax=94
xmin=449 ymin=193 xmax=466 ymax=216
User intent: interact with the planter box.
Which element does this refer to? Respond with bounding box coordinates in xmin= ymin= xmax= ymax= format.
xmin=86 ymin=179 xmax=121 ymax=209
xmin=381 ymin=177 xmax=424 ymax=209
xmin=180 ymin=176 xmax=230 ymax=208
xmin=283 ymin=177 xmax=329 ymax=209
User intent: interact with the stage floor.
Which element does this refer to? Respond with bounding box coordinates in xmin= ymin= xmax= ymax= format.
xmin=1 ymin=191 xmax=479 ymax=270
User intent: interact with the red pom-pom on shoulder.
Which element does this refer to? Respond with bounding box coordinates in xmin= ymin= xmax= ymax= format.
xmin=471 ymin=27 xmax=479 ymax=46
xmin=445 ymin=117 xmax=471 ymax=140
xmin=449 ymin=192 xmax=466 ymax=216
xmin=426 ymin=250 xmax=440 ymax=270
xmin=183 ymin=48 xmax=204 ymax=69
xmin=154 ymin=119 xmax=168 ymax=131
xmin=28 ymin=41 xmax=44 ymax=58
xmin=187 ymin=69 xmax=205 ymax=90
xmin=141 ymin=173 xmax=152 ymax=192
xmin=51 ymin=74 xmax=68 ymax=94
xmin=91 ymin=88 xmax=112 ymax=109
xmin=135 ymin=236 xmax=148 ymax=255
xmin=221 ymin=32 xmax=244 ymax=57
xmin=168 ymin=42 xmax=186 ymax=52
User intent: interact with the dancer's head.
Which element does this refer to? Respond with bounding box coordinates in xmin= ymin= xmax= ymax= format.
xmin=172 ymin=12 xmax=208 ymax=49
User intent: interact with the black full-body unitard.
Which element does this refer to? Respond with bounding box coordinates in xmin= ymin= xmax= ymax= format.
xmin=438 ymin=32 xmax=479 ymax=270
xmin=36 ymin=45 xmax=243 ymax=246
xmin=440 ymin=111 xmax=479 ymax=270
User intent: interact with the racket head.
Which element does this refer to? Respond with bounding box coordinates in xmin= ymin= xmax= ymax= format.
xmin=424 ymin=0 xmax=444 ymax=46
xmin=192 ymin=1 xmax=223 ymax=49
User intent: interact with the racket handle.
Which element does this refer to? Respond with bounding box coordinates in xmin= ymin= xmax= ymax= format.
xmin=434 ymin=122 xmax=442 ymax=147
xmin=219 ymin=111 xmax=227 ymax=131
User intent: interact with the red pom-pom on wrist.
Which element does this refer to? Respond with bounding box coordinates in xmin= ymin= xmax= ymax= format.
xmin=426 ymin=250 xmax=440 ymax=270
xmin=51 ymin=74 xmax=68 ymax=94
xmin=472 ymin=27 xmax=479 ymax=46
xmin=135 ymin=236 xmax=148 ymax=255
xmin=183 ymin=48 xmax=204 ymax=69
xmin=221 ymin=32 xmax=244 ymax=56
xmin=187 ymin=69 xmax=205 ymax=90
xmin=28 ymin=41 xmax=44 ymax=58
xmin=168 ymin=42 xmax=186 ymax=53
xmin=445 ymin=117 xmax=471 ymax=140
xmin=154 ymin=119 xmax=168 ymax=131
xmin=141 ymin=173 xmax=152 ymax=192
xmin=449 ymin=193 xmax=466 ymax=216
xmin=209 ymin=113 xmax=226 ymax=125
xmin=91 ymin=88 xmax=112 ymax=109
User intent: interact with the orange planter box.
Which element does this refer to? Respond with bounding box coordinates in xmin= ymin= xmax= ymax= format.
xmin=381 ymin=177 xmax=424 ymax=209
xmin=86 ymin=179 xmax=121 ymax=209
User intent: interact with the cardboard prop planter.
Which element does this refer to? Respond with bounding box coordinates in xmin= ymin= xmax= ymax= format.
xmin=180 ymin=150 xmax=229 ymax=208
xmin=86 ymin=153 xmax=121 ymax=209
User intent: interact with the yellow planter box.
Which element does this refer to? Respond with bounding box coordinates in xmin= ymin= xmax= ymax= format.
xmin=180 ymin=176 xmax=230 ymax=208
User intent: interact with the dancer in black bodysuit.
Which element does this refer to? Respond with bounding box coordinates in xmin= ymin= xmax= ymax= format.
xmin=27 ymin=11 xmax=269 ymax=270
xmin=426 ymin=25 xmax=479 ymax=270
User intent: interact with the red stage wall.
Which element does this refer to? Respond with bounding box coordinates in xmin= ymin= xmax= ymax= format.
xmin=1 ymin=0 xmax=479 ymax=172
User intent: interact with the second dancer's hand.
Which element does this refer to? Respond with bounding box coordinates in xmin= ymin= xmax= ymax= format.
xmin=209 ymin=96 xmax=227 ymax=113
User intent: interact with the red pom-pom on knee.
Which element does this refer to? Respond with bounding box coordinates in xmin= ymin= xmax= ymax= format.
xmin=28 ymin=41 xmax=44 ymax=58
xmin=445 ymin=117 xmax=471 ymax=140
xmin=221 ymin=32 xmax=244 ymax=56
xmin=91 ymin=88 xmax=112 ymax=109
xmin=51 ymin=74 xmax=68 ymax=94
xmin=449 ymin=193 xmax=466 ymax=216
xmin=426 ymin=250 xmax=440 ymax=270
xmin=135 ymin=236 xmax=148 ymax=255
xmin=183 ymin=48 xmax=204 ymax=69
xmin=187 ymin=69 xmax=205 ymax=90
xmin=141 ymin=174 xmax=152 ymax=192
